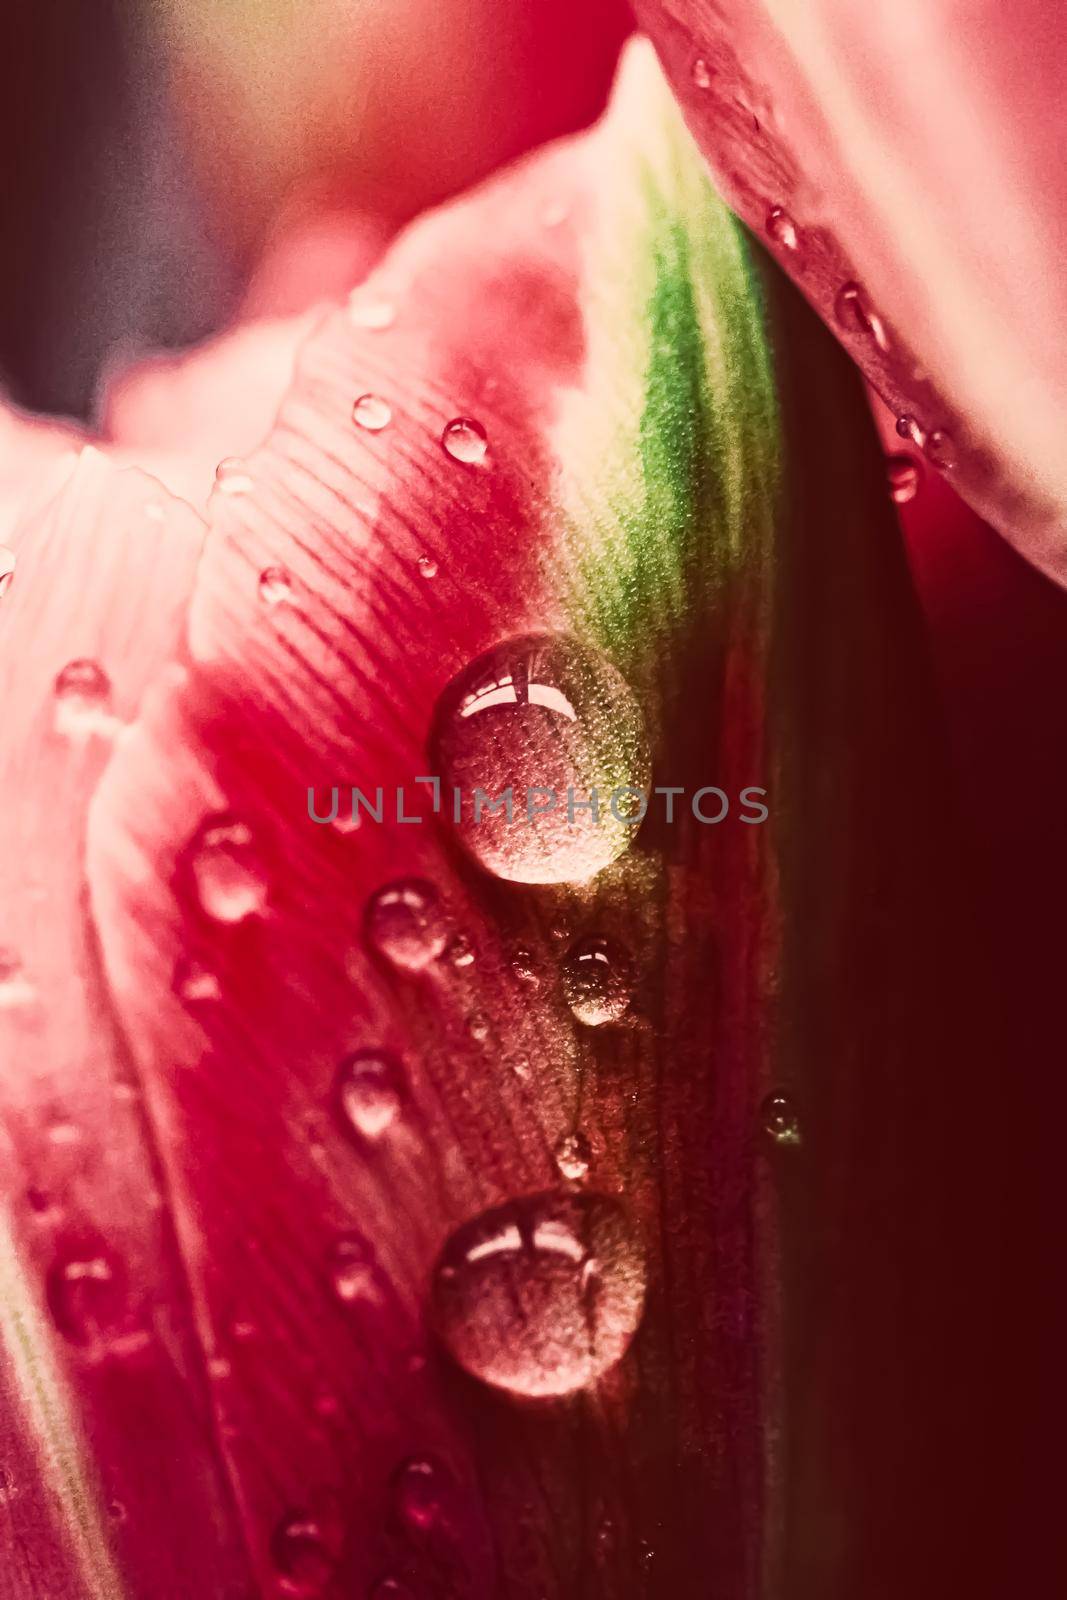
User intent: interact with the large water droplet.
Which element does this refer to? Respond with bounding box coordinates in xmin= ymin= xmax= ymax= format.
xmin=834 ymin=282 xmax=890 ymax=353
xmin=561 ymin=935 xmax=635 ymax=1026
xmin=441 ymin=417 xmax=487 ymax=464
xmin=886 ymin=454 xmax=923 ymax=505
xmin=765 ymin=206 xmax=799 ymax=252
xmin=761 ymin=1091 xmax=801 ymax=1147
xmin=0 ymin=545 xmax=15 ymax=598
xmin=353 ymin=393 xmax=392 ymax=432
xmin=430 ymin=634 xmax=651 ymax=885
xmin=271 ymin=1513 xmax=338 ymax=1595
xmin=432 ymin=1191 xmax=646 ymax=1397
xmin=53 ymin=659 xmax=114 ymax=739
xmin=365 ymin=880 xmax=449 ymax=970
xmin=190 ymin=814 xmax=268 ymax=923
xmin=335 ymin=1049 xmax=403 ymax=1140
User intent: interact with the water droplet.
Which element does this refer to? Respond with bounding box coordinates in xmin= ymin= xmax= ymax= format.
xmin=336 ymin=1049 xmax=403 ymax=1141
xmin=353 ymin=393 xmax=392 ymax=432
xmin=925 ymin=429 xmax=957 ymax=470
xmin=391 ymin=1455 xmax=450 ymax=1534
xmin=46 ymin=1249 xmax=125 ymax=1347
xmin=765 ymin=206 xmax=799 ymax=251
xmin=365 ymin=880 xmax=449 ymax=971
xmin=441 ymin=416 xmax=487 ymax=464
xmin=555 ymin=1132 xmax=591 ymax=1183
xmin=348 ymin=296 xmax=396 ymax=330
xmin=369 ymin=1577 xmax=416 ymax=1600
xmin=761 ymin=1091 xmax=801 ymax=1146
xmin=896 ymin=414 xmax=925 ymax=448
xmin=834 ymin=282 xmax=890 ymax=352
xmin=444 ymin=933 xmax=475 ymax=969
xmin=0 ymin=949 xmax=35 ymax=1010
xmin=271 ymin=1513 xmax=338 ymax=1595
xmin=207 ymin=1355 xmax=232 ymax=1380
xmin=692 ymin=57 xmax=713 ymax=90
xmin=190 ymin=814 xmax=268 ymax=923
xmin=466 ymin=1012 xmax=490 ymax=1043
xmin=416 ymin=554 xmax=438 ymax=579
xmin=430 ymin=633 xmax=651 ymax=885
xmin=215 ymin=458 xmax=254 ymax=495
xmin=886 ymin=454 xmax=923 ymax=505
xmin=561 ymin=936 xmax=634 ymax=1026
xmin=258 ymin=565 xmax=293 ymax=606
xmin=175 ymin=959 xmax=221 ymax=1004
xmin=328 ymin=1234 xmax=387 ymax=1305
xmin=53 ymin=659 xmax=113 ymax=739
xmin=432 ymin=1190 xmax=646 ymax=1398
xmin=0 ymin=545 xmax=15 ymax=598
xmin=511 ymin=946 xmax=541 ymax=985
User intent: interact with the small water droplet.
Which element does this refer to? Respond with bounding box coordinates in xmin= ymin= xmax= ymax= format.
xmin=214 ymin=458 xmax=254 ymax=496
xmin=416 ymin=554 xmax=438 ymax=579
xmin=886 ymin=454 xmax=924 ymax=505
xmin=328 ymin=1233 xmax=387 ymax=1305
xmin=0 ymin=545 xmax=16 ymax=598
xmin=369 ymin=1577 xmax=416 ymax=1600
xmin=432 ymin=1190 xmax=647 ymax=1398
xmin=834 ymin=282 xmax=890 ymax=352
xmin=925 ymin=429 xmax=957 ymax=470
xmin=510 ymin=946 xmax=540 ymax=985
xmin=258 ymin=565 xmax=293 ymax=606
xmin=46 ymin=1249 xmax=125 ymax=1347
xmin=190 ymin=814 xmax=268 ymax=923
xmin=365 ymin=879 xmax=449 ymax=971
xmin=207 ymin=1355 xmax=232 ymax=1380
xmin=441 ymin=417 xmax=487 ymax=464
xmin=391 ymin=1455 xmax=450 ymax=1534
xmin=761 ymin=1091 xmax=801 ymax=1146
xmin=430 ymin=633 xmax=651 ymax=885
xmin=336 ymin=1049 xmax=403 ymax=1141
xmin=692 ymin=57 xmax=713 ymax=90
xmin=53 ymin=659 xmax=113 ymax=739
xmin=444 ymin=933 xmax=475 ymax=969
xmin=561 ymin=935 xmax=634 ymax=1026
xmin=765 ymin=206 xmax=799 ymax=251
xmin=0 ymin=949 xmax=35 ymax=1010
xmin=896 ymin=414 xmax=925 ymax=448
xmin=271 ymin=1513 xmax=338 ymax=1596
xmin=353 ymin=393 xmax=392 ymax=432
xmin=348 ymin=296 xmax=396 ymax=330
xmin=175 ymin=959 xmax=221 ymax=1003
xmin=466 ymin=1012 xmax=490 ymax=1043
xmin=555 ymin=1132 xmax=591 ymax=1183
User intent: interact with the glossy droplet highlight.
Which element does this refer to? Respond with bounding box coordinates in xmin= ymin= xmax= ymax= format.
xmin=391 ymin=1455 xmax=450 ymax=1534
xmin=925 ymin=429 xmax=957 ymax=470
xmin=562 ymin=935 xmax=634 ymax=1026
xmin=271 ymin=1513 xmax=338 ymax=1596
xmin=53 ymin=659 xmax=114 ymax=738
xmin=190 ymin=814 xmax=268 ymax=923
xmin=175 ymin=959 xmax=221 ymax=1004
xmin=430 ymin=633 xmax=651 ymax=885
xmin=366 ymin=879 xmax=449 ymax=970
xmin=692 ymin=57 xmax=713 ymax=90
xmin=555 ymin=1131 xmax=591 ymax=1183
xmin=432 ymin=1190 xmax=647 ymax=1398
xmin=834 ymin=281 xmax=890 ymax=353
xmin=417 ymin=554 xmax=438 ymax=579
xmin=896 ymin=413 xmax=925 ymax=448
xmin=765 ymin=206 xmax=799 ymax=251
xmin=46 ymin=1249 xmax=125 ymax=1348
xmin=258 ymin=565 xmax=293 ymax=606
xmin=886 ymin=454 xmax=923 ymax=505
xmin=336 ymin=1048 xmax=403 ymax=1140
xmin=441 ymin=416 xmax=487 ymax=464
xmin=762 ymin=1091 xmax=801 ymax=1147
xmin=0 ymin=546 xmax=15 ymax=598
xmin=329 ymin=1234 xmax=386 ymax=1306
xmin=0 ymin=948 xmax=35 ymax=1010
xmin=214 ymin=458 xmax=253 ymax=495
xmin=353 ymin=393 xmax=392 ymax=432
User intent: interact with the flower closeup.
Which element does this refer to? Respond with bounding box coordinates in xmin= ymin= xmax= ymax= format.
xmin=0 ymin=6 xmax=1060 ymax=1599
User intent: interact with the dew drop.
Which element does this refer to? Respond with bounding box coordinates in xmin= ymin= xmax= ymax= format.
xmin=258 ymin=565 xmax=293 ymax=606
xmin=561 ymin=935 xmax=634 ymax=1026
xmin=511 ymin=946 xmax=540 ymax=985
xmin=53 ymin=659 xmax=113 ymax=739
xmin=895 ymin=413 xmax=925 ymax=448
xmin=925 ymin=429 xmax=957 ymax=470
xmin=391 ymin=1455 xmax=450 ymax=1534
xmin=886 ymin=453 xmax=924 ymax=505
xmin=336 ymin=1049 xmax=403 ymax=1141
xmin=46 ymin=1249 xmax=125 ymax=1348
xmin=328 ymin=1233 xmax=387 ymax=1306
xmin=214 ymin=458 xmax=254 ymax=496
xmin=175 ymin=958 xmax=221 ymax=1004
xmin=0 ymin=545 xmax=15 ymax=598
xmin=348 ymin=296 xmax=396 ymax=331
xmin=416 ymin=553 xmax=438 ymax=579
xmin=441 ymin=416 xmax=487 ymax=464
xmin=353 ymin=393 xmax=392 ymax=432
xmin=190 ymin=814 xmax=268 ymax=923
xmin=365 ymin=879 xmax=449 ymax=971
xmin=765 ymin=206 xmax=799 ymax=252
xmin=555 ymin=1131 xmax=591 ymax=1183
xmin=444 ymin=932 xmax=475 ymax=969
xmin=761 ymin=1091 xmax=801 ymax=1147
xmin=692 ymin=57 xmax=713 ymax=90
xmin=430 ymin=633 xmax=651 ymax=885
xmin=271 ymin=1513 xmax=338 ymax=1596
xmin=369 ymin=1577 xmax=416 ymax=1600
xmin=466 ymin=1012 xmax=490 ymax=1043
xmin=432 ymin=1190 xmax=647 ymax=1397
xmin=0 ymin=948 xmax=35 ymax=1010
xmin=834 ymin=281 xmax=890 ymax=353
